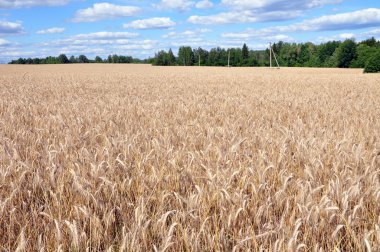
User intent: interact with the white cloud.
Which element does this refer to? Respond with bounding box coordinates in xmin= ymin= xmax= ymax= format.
xmin=34 ymin=33 xmax=161 ymax=59
xmin=189 ymin=0 xmax=342 ymax=24
xmin=0 ymin=50 xmax=35 ymax=57
xmin=219 ymin=42 xmax=269 ymax=50
xmin=72 ymin=32 xmax=139 ymax=40
xmin=221 ymin=0 xmax=340 ymax=11
xmin=0 ymin=0 xmax=71 ymax=8
xmin=0 ymin=20 xmax=23 ymax=35
xmin=155 ymin=0 xmax=194 ymax=11
xmin=123 ymin=17 xmax=176 ymax=30
xmin=360 ymin=28 xmax=380 ymax=38
xmin=38 ymin=32 xmax=141 ymax=49
xmin=116 ymin=40 xmax=159 ymax=50
xmin=222 ymin=29 xmax=294 ymax=42
xmin=188 ymin=10 xmax=299 ymax=24
xmin=37 ymin=27 xmax=65 ymax=34
xmin=162 ymin=28 xmax=211 ymax=38
xmin=169 ymin=38 xmax=217 ymax=47
xmin=256 ymin=8 xmax=380 ymax=33
xmin=316 ymin=29 xmax=380 ymax=43
xmin=195 ymin=0 xmax=213 ymax=9
xmin=72 ymin=3 xmax=140 ymax=22
xmin=222 ymin=8 xmax=380 ymax=38
xmin=315 ymin=33 xmax=355 ymax=43
xmin=0 ymin=38 xmax=10 ymax=46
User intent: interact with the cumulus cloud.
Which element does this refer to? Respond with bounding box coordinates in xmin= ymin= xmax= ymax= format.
xmin=189 ymin=0 xmax=342 ymax=25
xmin=315 ymin=33 xmax=355 ymax=43
xmin=360 ymin=28 xmax=380 ymax=38
xmin=0 ymin=20 xmax=23 ymax=35
xmin=258 ymin=8 xmax=380 ymax=33
xmin=37 ymin=27 xmax=65 ymax=34
xmin=0 ymin=0 xmax=71 ymax=8
xmin=36 ymin=32 xmax=142 ymax=52
xmin=221 ymin=0 xmax=341 ymax=11
xmin=155 ymin=0 xmax=194 ymax=12
xmin=222 ymin=29 xmax=294 ymax=42
xmin=316 ymin=28 xmax=380 ymax=43
xmin=188 ymin=10 xmax=300 ymax=24
xmin=195 ymin=0 xmax=213 ymax=9
xmin=116 ymin=40 xmax=159 ymax=50
xmin=72 ymin=32 xmax=139 ymax=40
xmin=0 ymin=50 xmax=35 ymax=57
xmin=72 ymin=3 xmax=140 ymax=22
xmin=123 ymin=17 xmax=176 ymax=30
xmin=35 ymin=32 xmax=160 ymax=58
xmin=0 ymin=38 xmax=11 ymax=46
xmin=162 ymin=28 xmax=211 ymax=38
xmin=222 ymin=8 xmax=380 ymax=38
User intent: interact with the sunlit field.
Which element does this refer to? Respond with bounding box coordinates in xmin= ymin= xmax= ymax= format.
xmin=0 ymin=64 xmax=379 ymax=251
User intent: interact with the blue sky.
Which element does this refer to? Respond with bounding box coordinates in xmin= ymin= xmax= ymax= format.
xmin=0 ymin=0 xmax=380 ymax=62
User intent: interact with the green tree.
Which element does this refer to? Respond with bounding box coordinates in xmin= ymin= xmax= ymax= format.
xmin=154 ymin=50 xmax=169 ymax=66
xmin=278 ymin=43 xmax=299 ymax=67
xmin=229 ymin=48 xmax=243 ymax=66
xmin=248 ymin=51 xmax=258 ymax=66
xmin=178 ymin=46 xmax=194 ymax=66
xmin=323 ymin=48 xmax=339 ymax=67
xmin=207 ymin=47 xmax=227 ymax=66
xmin=297 ymin=42 xmax=318 ymax=67
xmin=69 ymin=55 xmax=76 ymax=63
xmin=78 ymin=55 xmax=89 ymax=63
xmin=95 ymin=56 xmax=103 ymax=63
xmin=360 ymin=37 xmax=378 ymax=47
xmin=167 ymin=49 xmax=176 ymax=65
xmin=317 ymin=41 xmax=341 ymax=65
xmin=193 ymin=48 xmax=207 ymax=66
xmin=111 ymin=54 xmax=119 ymax=63
xmin=207 ymin=48 xmax=219 ymax=66
xmin=364 ymin=49 xmax=380 ymax=73
xmin=17 ymin=58 xmax=26 ymax=64
xmin=242 ymin=43 xmax=249 ymax=65
xmin=351 ymin=44 xmax=377 ymax=68
xmin=336 ymin=39 xmax=357 ymax=68
xmin=46 ymin=56 xmax=58 ymax=64
xmin=57 ymin=54 xmax=69 ymax=64
xmin=32 ymin=58 xmax=41 ymax=64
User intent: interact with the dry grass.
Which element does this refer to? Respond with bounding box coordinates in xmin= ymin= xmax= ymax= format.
xmin=0 ymin=64 xmax=379 ymax=251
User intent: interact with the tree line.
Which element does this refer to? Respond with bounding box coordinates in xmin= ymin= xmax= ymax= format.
xmin=152 ymin=38 xmax=380 ymax=72
xmin=9 ymin=54 xmax=144 ymax=65
xmin=8 ymin=37 xmax=380 ymax=72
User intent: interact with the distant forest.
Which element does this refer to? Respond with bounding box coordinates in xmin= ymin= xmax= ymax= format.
xmin=8 ymin=37 xmax=380 ymax=72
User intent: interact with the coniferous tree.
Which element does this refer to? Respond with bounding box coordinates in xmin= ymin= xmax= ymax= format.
xmin=242 ymin=43 xmax=249 ymax=65
xmin=167 ymin=49 xmax=176 ymax=65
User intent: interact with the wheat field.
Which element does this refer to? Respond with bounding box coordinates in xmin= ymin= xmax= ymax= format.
xmin=0 ymin=64 xmax=379 ymax=251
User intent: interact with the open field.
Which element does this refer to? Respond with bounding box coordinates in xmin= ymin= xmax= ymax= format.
xmin=0 ymin=64 xmax=380 ymax=251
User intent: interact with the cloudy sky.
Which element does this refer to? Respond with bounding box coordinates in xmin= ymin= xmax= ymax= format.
xmin=0 ymin=0 xmax=380 ymax=62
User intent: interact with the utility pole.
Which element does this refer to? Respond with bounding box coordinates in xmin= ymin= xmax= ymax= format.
xmin=269 ymin=42 xmax=272 ymax=68
xmin=269 ymin=42 xmax=280 ymax=69
xmin=272 ymin=47 xmax=280 ymax=69
xmin=228 ymin=50 xmax=230 ymax=67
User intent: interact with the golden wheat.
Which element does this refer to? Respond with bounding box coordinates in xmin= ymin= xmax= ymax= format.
xmin=0 ymin=64 xmax=379 ymax=251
